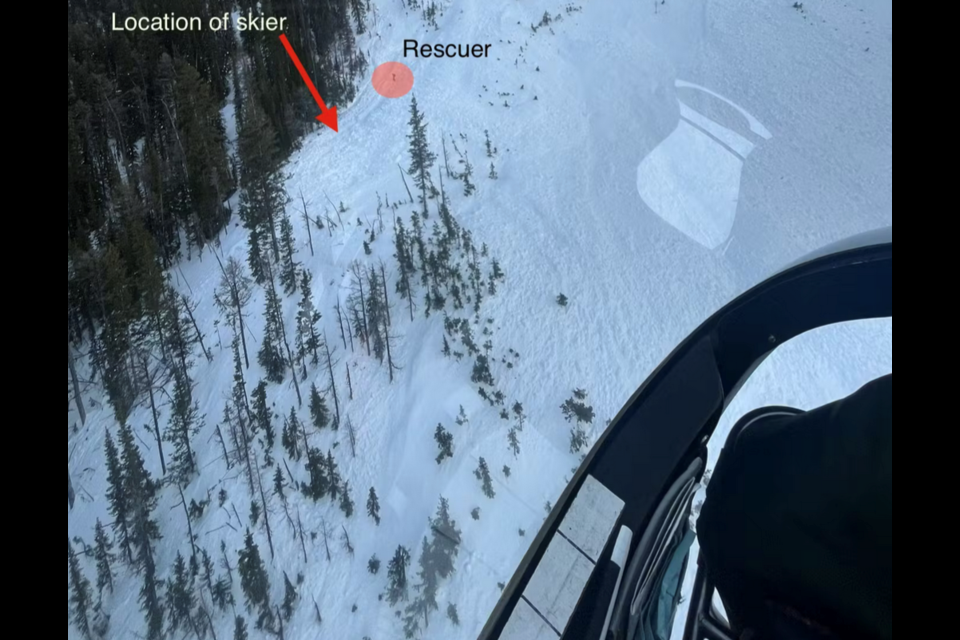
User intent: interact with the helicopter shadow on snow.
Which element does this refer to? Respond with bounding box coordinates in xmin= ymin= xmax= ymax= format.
xmin=636 ymin=80 xmax=772 ymax=257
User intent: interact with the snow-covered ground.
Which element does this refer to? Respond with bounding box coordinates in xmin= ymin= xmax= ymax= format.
xmin=67 ymin=0 xmax=892 ymax=639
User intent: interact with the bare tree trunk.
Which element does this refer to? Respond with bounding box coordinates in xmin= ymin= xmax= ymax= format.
xmin=239 ymin=415 xmax=256 ymax=495
xmin=397 ymin=163 xmax=414 ymax=203
xmin=253 ymin=456 xmax=275 ymax=559
xmin=335 ymin=302 xmax=349 ymax=351
xmin=143 ymin=357 xmax=167 ymax=475
xmin=346 ymin=363 xmax=353 ymax=400
xmin=323 ymin=190 xmax=343 ymax=227
xmin=341 ymin=525 xmax=354 ymax=554
xmin=296 ymin=508 xmax=308 ymax=564
xmin=322 ymin=335 xmax=341 ymax=429
xmin=385 ymin=328 xmax=397 ymax=384
xmin=317 ymin=214 xmax=332 ymax=237
xmin=265 ymin=268 xmax=303 ymax=407
xmin=235 ymin=293 xmax=250 ymax=368
xmin=68 ymin=342 xmax=87 ymax=425
xmin=267 ymin=214 xmax=281 ymax=263
xmin=405 ymin=267 xmax=415 ymax=322
xmin=379 ymin=262 xmax=393 ymax=329
xmin=215 ymin=252 xmax=250 ymax=368
xmin=299 ymin=187 xmax=314 ymax=257
xmin=320 ymin=517 xmax=332 ymax=561
xmin=215 ymin=424 xmax=231 ymax=467
xmin=442 ymin=133 xmax=452 ymax=178
xmin=437 ymin=171 xmax=447 ymax=220
xmin=354 ymin=266 xmax=370 ymax=356
xmin=346 ymin=415 xmax=356 ymax=457
xmin=178 ymin=484 xmax=198 ymax=562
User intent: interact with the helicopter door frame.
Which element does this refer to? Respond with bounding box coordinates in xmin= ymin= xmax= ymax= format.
xmin=478 ymin=227 xmax=892 ymax=640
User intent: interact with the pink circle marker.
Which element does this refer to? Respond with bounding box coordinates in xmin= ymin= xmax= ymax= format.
xmin=372 ymin=62 xmax=414 ymax=98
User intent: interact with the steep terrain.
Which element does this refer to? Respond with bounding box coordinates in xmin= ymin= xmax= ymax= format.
xmin=67 ymin=1 xmax=893 ymax=639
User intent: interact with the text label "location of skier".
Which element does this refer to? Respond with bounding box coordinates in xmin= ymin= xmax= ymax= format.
xmin=111 ymin=12 xmax=288 ymax=32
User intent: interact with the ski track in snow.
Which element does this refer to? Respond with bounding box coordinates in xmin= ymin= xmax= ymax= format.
xmin=68 ymin=0 xmax=892 ymax=639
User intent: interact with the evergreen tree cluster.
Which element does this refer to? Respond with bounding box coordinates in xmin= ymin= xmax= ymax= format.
xmin=102 ymin=425 xmax=165 ymax=638
xmin=393 ymin=97 xmax=508 ymax=340
xmin=68 ymin=0 xmax=370 ymax=423
xmin=562 ymin=388 xmax=595 ymax=453
xmin=402 ymin=497 xmax=463 ymax=637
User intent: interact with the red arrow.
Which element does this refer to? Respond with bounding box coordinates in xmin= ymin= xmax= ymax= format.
xmin=279 ymin=33 xmax=338 ymax=132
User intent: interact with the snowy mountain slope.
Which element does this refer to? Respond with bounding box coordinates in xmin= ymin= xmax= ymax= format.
xmin=67 ymin=0 xmax=892 ymax=639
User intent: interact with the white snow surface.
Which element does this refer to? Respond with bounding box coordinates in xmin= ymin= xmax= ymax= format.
xmin=67 ymin=0 xmax=892 ymax=639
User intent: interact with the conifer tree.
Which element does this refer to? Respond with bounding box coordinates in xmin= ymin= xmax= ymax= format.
xmin=447 ymin=603 xmax=460 ymax=626
xmin=214 ymin=256 xmax=253 ymax=368
xmin=366 ymin=266 xmax=388 ymax=362
xmin=118 ymin=424 xmax=161 ymax=554
xmin=303 ymin=447 xmax=329 ymax=500
xmin=402 ymin=538 xmax=431 ymax=638
xmin=489 ymin=161 xmax=498 ymax=179
xmin=474 ymin=457 xmax=496 ymax=498
xmin=434 ymin=424 xmax=454 ymax=464
xmin=234 ymin=615 xmax=249 ymax=640
xmin=104 ymin=431 xmax=133 ymax=564
xmin=340 ymin=481 xmax=356 ymax=517
xmin=166 ymin=551 xmax=200 ymax=637
xmin=273 ymin=466 xmax=287 ymax=503
xmin=93 ymin=519 xmax=115 ymax=598
xmin=471 ymin=354 xmax=495 ymax=386
xmin=172 ymin=58 xmax=234 ymax=244
xmin=68 ymin=539 xmax=94 ymax=639
xmin=279 ymin=213 xmax=299 ymax=295
xmin=327 ymin=450 xmax=343 ymax=499
xmin=508 ymin=428 xmax=520 ymax=457
xmin=367 ymin=487 xmax=381 ymax=525
xmin=238 ymin=88 xmax=286 ymax=271
xmin=462 ymin=150 xmax=476 ymax=196
xmin=460 ymin=320 xmax=479 ymax=356
xmin=386 ymin=545 xmax=412 ymax=606
xmin=492 ymin=259 xmax=505 ymax=282
xmin=393 ymin=219 xmax=417 ymax=324
xmin=309 ymin=383 xmax=330 ymax=430
xmin=251 ymin=380 xmax=276 ymax=449
xmin=281 ymin=571 xmax=299 ymax=621
xmin=512 ymin=401 xmax=525 ymax=431
xmin=404 ymin=497 xmax=462 ymax=633
xmin=351 ymin=0 xmax=367 ymax=34
xmin=296 ymin=271 xmax=322 ymax=367
xmin=258 ymin=286 xmax=287 ymax=383
xmin=442 ymin=335 xmax=451 ymax=356
xmin=282 ymin=412 xmax=302 ymax=461
xmin=368 ymin=554 xmax=381 ymax=574
xmin=118 ymin=423 xmax=164 ymax=639
xmin=238 ymin=530 xmax=274 ymax=629
xmin=166 ymin=369 xmax=201 ymax=482
xmin=561 ymin=389 xmax=595 ymax=425
xmin=407 ymin=97 xmax=437 ymax=217
xmin=161 ymin=284 xmax=199 ymax=380
xmin=430 ymin=497 xmax=461 ymax=579
xmin=570 ymin=427 xmax=589 ymax=454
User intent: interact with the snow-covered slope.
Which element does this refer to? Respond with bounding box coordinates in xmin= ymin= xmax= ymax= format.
xmin=67 ymin=0 xmax=892 ymax=639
